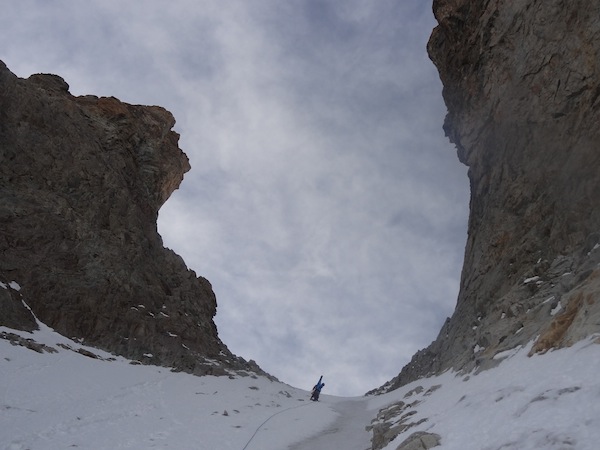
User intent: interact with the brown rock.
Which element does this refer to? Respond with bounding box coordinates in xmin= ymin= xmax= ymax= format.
xmin=0 ymin=283 xmax=37 ymax=332
xmin=395 ymin=432 xmax=441 ymax=450
xmin=378 ymin=0 xmax=600 ymax=392
xmin=0 ymin=60 xmax=259 ymax=376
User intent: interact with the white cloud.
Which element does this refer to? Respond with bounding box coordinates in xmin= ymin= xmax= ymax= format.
xmin=1 ymin=0 xmax=469 ymax=395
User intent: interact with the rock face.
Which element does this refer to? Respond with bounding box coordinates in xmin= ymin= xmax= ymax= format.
xmin=0 ymin=61 xmax=256 ymax=375
xmin=377 ymin=0 xmax=600 ymax=392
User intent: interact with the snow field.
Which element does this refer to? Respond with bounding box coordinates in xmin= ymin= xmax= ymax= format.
xmin=0 ymin=323 xmax=342 ymax=450
xmin=3 ymin=316 xmax=600 ymax=449
xmin=366 ymin=337 xmax=600 ymax=450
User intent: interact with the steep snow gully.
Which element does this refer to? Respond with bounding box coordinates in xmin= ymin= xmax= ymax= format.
xmin=289 ymin=398 xmax=371 ymax=450
xmin=1 ymin=313 xmax=373 ymax=450
xmin=240 ymin=396 xmax=371 ymax=450
xmin=2 ymin=307 xmax=600 ymax=449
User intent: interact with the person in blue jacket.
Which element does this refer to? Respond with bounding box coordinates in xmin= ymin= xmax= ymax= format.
xmin=310 ymin=376 xmax=325 ymax=401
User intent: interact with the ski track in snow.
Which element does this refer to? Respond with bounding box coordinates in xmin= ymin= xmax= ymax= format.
xmin=289 ymin=398 xmax=371 ymax=450
xmin=2 ymin=321 xmax=600 ymax=449
xmin=0 ymin=323 xmax=347 ymax=450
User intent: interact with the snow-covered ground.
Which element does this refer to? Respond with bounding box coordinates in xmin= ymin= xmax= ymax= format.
xmin=2 ymin=313 xmax=600 ymax=449
xmin=0 ymin=318 xmax=371 ymax=450
xmin=368 ymin=337 xmax=600 ymax=450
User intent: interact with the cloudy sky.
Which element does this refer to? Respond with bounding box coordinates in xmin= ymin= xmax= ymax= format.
xmin=2 ymin=0 xmax=469 ymax=396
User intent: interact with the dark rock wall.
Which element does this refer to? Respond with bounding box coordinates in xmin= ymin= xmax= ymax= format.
xmin=375 ymin=0 xmax=600 ymax=393
xmin=0 ymin=61 xmax=251 ymax=375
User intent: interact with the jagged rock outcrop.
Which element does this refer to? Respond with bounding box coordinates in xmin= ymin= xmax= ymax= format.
xmin=376 ymin=0 xmax=600 ymax=393
xmin=0 ymin=61 xmax=260 ymax=375
xmin=0 ymin=282 xmax=37 ymax=332
xmin=394 ymin=432 xmax=441 ymax=450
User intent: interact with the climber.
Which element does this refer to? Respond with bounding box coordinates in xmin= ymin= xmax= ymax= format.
xmin=310 ymin=375 xmax=325 ymax=401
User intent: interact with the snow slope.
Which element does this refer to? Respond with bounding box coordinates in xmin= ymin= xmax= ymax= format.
xmin=367 ymin=337 xmax=600 ymax=450
xmin=2 ymin=312 xmax=600 ymax=449
xmin=0 ymin=318 xmax=371 ymax=450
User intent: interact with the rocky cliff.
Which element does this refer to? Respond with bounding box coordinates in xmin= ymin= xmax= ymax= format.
xmin=376 ymin=0 xmax=600 ymax=394
xmin=0 ymin=61 xmax=258 ymax=375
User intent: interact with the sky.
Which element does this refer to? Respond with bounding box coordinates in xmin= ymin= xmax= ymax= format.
xmin=3 ymin=303 xmax=600 ymax=449
xmin=0 ymin=0 xmax=470 ymax=395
